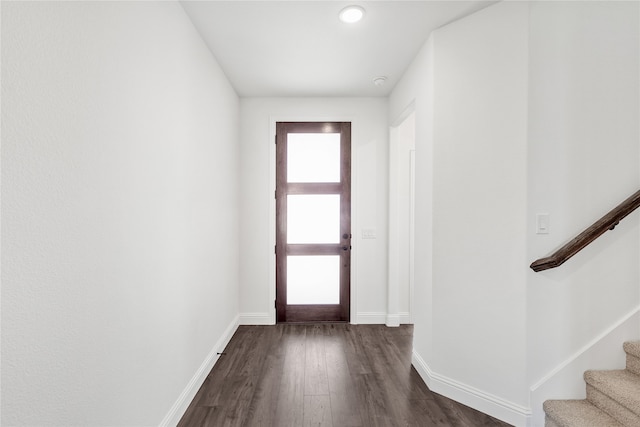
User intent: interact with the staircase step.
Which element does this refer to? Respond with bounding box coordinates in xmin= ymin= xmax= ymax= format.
xmin=623 ymin=341 xmax=640 ymax=358
xmin=623 ymin=341 xmax=640 ymax=376
xmin=545 ymin=417 xmax=561 ymax=427
xmin=584 ymin=369 xmax=640 ymax=426
xmin=543 ymin=399 xmax=623 ymax=427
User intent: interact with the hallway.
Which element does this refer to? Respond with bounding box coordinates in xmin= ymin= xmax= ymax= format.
xmin=4 ymin=2 xmax=638 ymax=425
xmin=178 ymin=324 xmax=512 ymax=426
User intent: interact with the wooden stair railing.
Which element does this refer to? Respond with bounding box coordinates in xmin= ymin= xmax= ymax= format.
xmin=530 ymin=190 xmax=640 ymax=272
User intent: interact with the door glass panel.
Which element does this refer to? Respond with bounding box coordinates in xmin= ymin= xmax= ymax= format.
xmin=287 ymin=133 xmax=340 ymax=183
xmin=287 ymin=194 xmax=340 ymax=244
xmin=287 ymin=255 xmax=340 ymax=304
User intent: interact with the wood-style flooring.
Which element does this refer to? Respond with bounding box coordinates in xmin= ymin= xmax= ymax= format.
xmin=178 ymin=324 xmax=513 ymax=427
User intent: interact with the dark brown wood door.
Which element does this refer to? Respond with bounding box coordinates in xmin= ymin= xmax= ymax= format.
xmin=276 ymin=122 xmax=351 ymax=323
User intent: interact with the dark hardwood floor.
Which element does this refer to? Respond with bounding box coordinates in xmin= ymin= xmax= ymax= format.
xmin=178 ymin=324 xmax=513 ymax=427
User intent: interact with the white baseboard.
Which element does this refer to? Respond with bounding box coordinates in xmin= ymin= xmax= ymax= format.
xmin=412 ymin=350 xmax=532 ymax=427
xmin=399 ymin=311 xmax=411 ymax=324
xmin=358 ymin=311 xmax=412 ymax=325
xmin=238 ymin=312 xmax=409 ymax=325
xmin=239 ymin=312 xmax=273 ymax=325
xmin=159 ymin=314 xmax=239 ymax=427
xmin=528 ymin=305 xmax=640 ymax=427
xmin=386 ymin=314 xmax=401 ymax=327
xmin=411 ymin=350 xmax=434 ymax=389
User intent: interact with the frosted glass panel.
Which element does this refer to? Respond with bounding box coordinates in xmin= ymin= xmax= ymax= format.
xmin=287 ymin=195 xmax=340 ymax=244
xmin=288 ymin=133 xmax=340 ymax=183
xmin=287 ymin=256 xmax=340 ymax=304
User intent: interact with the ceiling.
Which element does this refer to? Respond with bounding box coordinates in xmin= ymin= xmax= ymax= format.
xmin=180 ymin=1 xmax=495 ymax=97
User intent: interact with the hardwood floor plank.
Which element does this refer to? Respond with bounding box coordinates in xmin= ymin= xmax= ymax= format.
xmin=192 ymin=375 xmax=256 ymax=426
xmin=349 ymin=325 xmax=429 ymax=425
xmin=324 ymin=325 xmax=363 ymax=426
xmin=177 ymin=324 xmax=513 ymax=427
xmin=177 ymin=404 xmax=204 ymax=427
xmin=242 ymin=330 xmax=285 ymax=427
xmin=303 ymin=395 xmax=333 ymax=427
xmin=304 ymin=324 xmax=330 ymax=396
xmin=219 ymin=375 xmax=258 ymax=426
xmin=273 ymin=325 xmax=306 ymax=427
xmin=328 ymin=391 xmax=363 ymax=427
xmin=221 ymin=326 xmax=272 ymax=377
xmin=339 ymin=325 xmax=373 ymax=375
xmin=406 ymin=398 xmax=458 ymax=427
xmin=352 ymin=373 xmax=395 ymax=427
xmin=406 ymin=366 xmax=436 ymax=401
xmin=370 ymin=329 xmax=432 ymax=405
xmin=432 ymin=393 xmax=513 ymax=427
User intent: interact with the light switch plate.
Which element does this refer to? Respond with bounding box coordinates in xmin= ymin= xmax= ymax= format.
xmin=536 ymin=213 xmax=550 ymax=234
xmin=362 ymin=228 xmax=377 ymax=239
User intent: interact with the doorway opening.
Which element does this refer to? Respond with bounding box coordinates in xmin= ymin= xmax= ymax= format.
xmin=388 ymin=111 xmax=416 ymax=325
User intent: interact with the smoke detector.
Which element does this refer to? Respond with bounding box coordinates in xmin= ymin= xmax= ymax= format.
xmin=373 ymin=76 xmax=387 ymax=87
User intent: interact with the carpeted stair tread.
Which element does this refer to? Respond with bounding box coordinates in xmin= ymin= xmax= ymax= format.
xmin=544 ymin=342 xmax=640 ymax=427
xmin=584 ymin=369 xmax=640 ymax=417
xmin=543 ymin=399 xmax=623 ymax=427
xmin=587 ymin=384 xmax=640 ymax=426
xmin=623 ymin=341 xmax=640 ymax=359
xmin=545 ymin=417 xmax=561 ymax=427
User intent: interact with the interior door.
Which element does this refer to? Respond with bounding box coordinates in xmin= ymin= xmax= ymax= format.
xmin=276 ymin=122 xmax=351 ymax=323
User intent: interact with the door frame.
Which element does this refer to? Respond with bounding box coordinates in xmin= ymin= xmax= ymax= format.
xmin=388 ymin=103 xmax=416 ymax=326
xmin=275 ymin=122 xmax=351 ymax=323
xmin=268 ymin=115 xmax=357 ymax=325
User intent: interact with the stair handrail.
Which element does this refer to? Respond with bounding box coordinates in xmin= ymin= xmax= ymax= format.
xmin=530 ymin=190 xmax=640 ymax=272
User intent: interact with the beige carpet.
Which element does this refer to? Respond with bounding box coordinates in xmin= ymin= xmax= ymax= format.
xmin=544 ymin=341 xmax=640 ymax=427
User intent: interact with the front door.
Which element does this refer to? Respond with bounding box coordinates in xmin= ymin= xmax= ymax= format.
xmin=275 ymin=122 xmax=351 ymax=323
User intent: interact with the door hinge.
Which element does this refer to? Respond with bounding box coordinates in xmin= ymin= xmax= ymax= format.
xmin=275 ymin=300 xmax=277 ymax=308
xmin=275 ymin=134 xmax=277 ymax=144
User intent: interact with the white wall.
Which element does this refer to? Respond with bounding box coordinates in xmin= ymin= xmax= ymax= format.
xmin=431 ymin=0 xmax=530 ymax=418
xmin=392 ymin=1 xmax=640 ymax=426
xmin=390 ymin=34 xmax=436 ymax=372
xmin=1 ymin=2 xmax=240 ymax=425
xmin=526 ymin=2 xmax=640 ymax=425
xmin=238 ymin=98 xmax=389 ymax=324
xmin=392 ymin=2 xmax=530 ymax=425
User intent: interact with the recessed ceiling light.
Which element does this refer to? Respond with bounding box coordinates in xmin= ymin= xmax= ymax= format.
xmin=339 ymin=5 xmax=365 ymax=24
